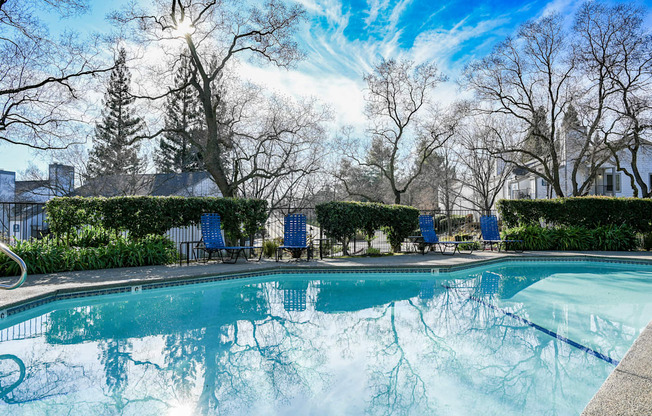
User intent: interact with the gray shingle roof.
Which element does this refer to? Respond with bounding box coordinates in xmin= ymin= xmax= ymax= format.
xmin=74 ymin=171 xmax=215 ymax=197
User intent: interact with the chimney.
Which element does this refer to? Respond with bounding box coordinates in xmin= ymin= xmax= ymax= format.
xmin=0 ymin=170 xmax=16 ymax=202
xmin=48 ymin=164 xmax=74 ymax=197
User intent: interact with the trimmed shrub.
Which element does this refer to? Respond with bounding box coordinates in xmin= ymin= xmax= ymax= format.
xmin=0 ymin=234 xmax=176 ymax=277
xmin=315 ymin=201 xmax=419 ymax=253
xmin=503 ymin=224 xmax=637 ymax=251
xmin=497 ymin=197 xmax=652 ymax=233
xmin=46 ymin=196 xmax=268 ymax=242
xmin=383 ymin=204 xmax=421 ymax=252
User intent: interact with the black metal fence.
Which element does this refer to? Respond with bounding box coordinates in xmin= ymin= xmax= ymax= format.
xmin=0 ymin=201 xmax=496 ymax=260
xmin=263 ymin=207 xmax=494 ymax=258
xmin=0 ymin=202 xmax=48 ymax=243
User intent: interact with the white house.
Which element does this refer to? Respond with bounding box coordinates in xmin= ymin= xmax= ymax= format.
xmin=498 ymin=127 xmax=652 ymax=201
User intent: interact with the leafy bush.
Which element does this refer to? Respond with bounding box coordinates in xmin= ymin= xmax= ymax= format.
xmin=591 ymin=225 xmax=638 ymax=251
xmin=0 ymin=235 xmax=176 ymax=277
xmin=458 ymin=241 xmax=481 ymax=251
xmin=70 ymin=226 xmax=111 ymax=248
xmin=315 ymin=201 xmax=419 ymax=253
xmin=551 ymin=226 xmax=593 ymax=251
xmin=46 ymin=196 xmax=268 ymax=242
xmin=504 ymin=225 xmax=553 ymax=250
xmin=498 ymin=197 xmax=652 ymax=233
xmin=365 ymin=247 xmax=382 ymax=256
xmin=503 ymin=224 xmax=637 ymax=251
xmin=262 ymin=240 xmax=279 ymax=258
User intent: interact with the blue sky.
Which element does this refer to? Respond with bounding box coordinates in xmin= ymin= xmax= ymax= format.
xmin=4 ymin=0 xmax=652 ymax=176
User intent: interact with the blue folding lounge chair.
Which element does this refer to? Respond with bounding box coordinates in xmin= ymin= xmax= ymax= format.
xmin=418 ymin=215 xmax=474 ymax=255
xmin=198 ymin=213 xmax=262 ymax=263
xmin=276 ymin=214 xmax=311 ymax=261
xmin=480 ymin=215 xmax=523 ymax=252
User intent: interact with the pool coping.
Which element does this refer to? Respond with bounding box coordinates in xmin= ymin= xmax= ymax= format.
xmin=1 ymin=252 xmax=651 ymax=414
xmin=581 ymin=319 xmax=652 ymax=415
xmin=2 ymin=253 xmax=652 ymax=318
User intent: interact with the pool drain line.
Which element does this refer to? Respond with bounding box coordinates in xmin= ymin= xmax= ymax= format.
xmin=441 ymin=283 xmax=619 ymax=366
xmin=467 ymin=295 xmax=619 ymax=366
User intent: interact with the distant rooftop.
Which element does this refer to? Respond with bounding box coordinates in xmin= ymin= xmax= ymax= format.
xmin=74 ymin=171 xmax=216 ymax=197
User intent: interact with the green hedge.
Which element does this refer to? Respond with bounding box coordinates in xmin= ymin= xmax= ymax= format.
xmin=504 ymin=224 xmax=638 ymax=251
xmin=315 ymin=201 xmax=419 ymax=253
xmin=497 ymin=197 xmax=652 ymax=233
xmin=46 ymin=196 xmax=268 ymax=241
xmin=0 ymin=234 xmax=176 ymax=277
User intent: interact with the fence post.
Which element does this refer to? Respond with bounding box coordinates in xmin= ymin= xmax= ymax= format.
xmin=320 ymin=226 xmax=323 ymax=259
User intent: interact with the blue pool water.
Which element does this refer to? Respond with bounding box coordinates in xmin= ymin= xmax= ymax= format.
xmin=0 ymin=260 xmax=651 ymax=415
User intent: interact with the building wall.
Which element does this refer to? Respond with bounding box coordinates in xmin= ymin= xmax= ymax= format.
xmin=610 ymin=148 xmax=652 ymax=197
xmin=16 ymin=185 xmax=51 ymax=203
xmin=500 ymin=156 xmax=652 ymax=202
xmin=48 ymin=164 xmax=75 ymax=197
xmin=0 ymin=171 xmax=16 ymax=201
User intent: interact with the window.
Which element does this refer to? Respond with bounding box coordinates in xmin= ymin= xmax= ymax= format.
xmin=649 ymin=173 xmax=652 ymax=189
xmin=541 ymin=179 xmax=547 ymax=187
xmin=605 ymin=173 xmax=613 ymax=193
xmin=616 ymin=172 xmax=621 ymax=193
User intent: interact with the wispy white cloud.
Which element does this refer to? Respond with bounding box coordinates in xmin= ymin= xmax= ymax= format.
xmin=387 ymin=0 xmax=414 ymax=33
xmin=408 ymin=14 xmax=511 ymax=73
xmin=295 ymin=0 xmax=351 ymax=28
xmin=364 ymin=0 xmax=385 ymax=27
xmin=238 ymin=62 xmax=366 ymax=127
xmin=539 ymin=0 xmax=579 ymax=17
xmin=235 ymin=0 xmax=519 ymax=130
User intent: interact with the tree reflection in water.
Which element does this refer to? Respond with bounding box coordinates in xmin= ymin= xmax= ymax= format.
xmin=0 ymin=263 xmax=649 ymax=415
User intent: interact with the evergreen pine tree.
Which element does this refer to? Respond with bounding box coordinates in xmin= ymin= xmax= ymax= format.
xmin=87 ymin=48 xmax=144 ymax=178
xmin=155 ymin=54 xmax=203 ymax=173
xmin=522 ymin=106 xmax=550 ymax=161
xmin=561 ymin=104 xmax=584 ymax=150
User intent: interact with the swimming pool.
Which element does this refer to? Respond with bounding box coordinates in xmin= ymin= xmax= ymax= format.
xmin=0 ymin=260 xmax=650 ymax=415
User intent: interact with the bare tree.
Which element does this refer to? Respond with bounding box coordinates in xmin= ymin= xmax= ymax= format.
xmin=0 ymin=0 xmax=112 ymax=150
xmin=435 ymin=141 xmax=462 ymax=233
xmin=581 ymin=1 xmax=652 ymax=197
xmin=464 ymin=14 xmax=574 ymax=197
xmin=465 ymin=7 xmax=652 ymax=198
xmin=226 ymin=91 xmax=330 ymax=209
xmin=457 ymin=120 xmax=512 ymax=215
xmin=113 ymin=0 xmax=309 ymax=198
xmin=333 ymin=126 xmax=392 ymax=203
xmin=337 ymin=59 xmax=454 ymax=204
xmin=571 ymin=1 xmax=635 ymax=196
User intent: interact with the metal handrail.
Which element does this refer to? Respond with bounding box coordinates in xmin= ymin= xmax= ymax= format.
xmin=0 ymin=242 xmax=27 ymax=290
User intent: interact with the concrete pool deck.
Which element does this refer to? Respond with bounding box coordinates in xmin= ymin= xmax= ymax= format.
xmin=1 ymin=250 xmax=651 ymax=415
